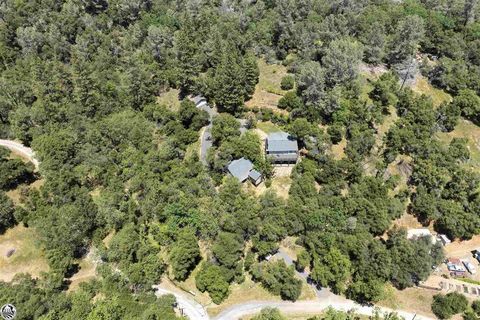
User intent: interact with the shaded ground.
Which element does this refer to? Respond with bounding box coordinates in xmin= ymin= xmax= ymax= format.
xmin=0 ymin=225 xmax=49 ymax=282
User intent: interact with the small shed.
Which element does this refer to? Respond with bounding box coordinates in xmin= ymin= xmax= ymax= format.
xmin=227 ymin=158 xmax=263 ymax=186
xmin=248 ymin=169 xmax=262 ymax=186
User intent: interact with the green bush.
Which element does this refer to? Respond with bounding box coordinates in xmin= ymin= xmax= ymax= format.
xmin=280 ymin=75 xmax=295 ymax=90
xmin=431 ymin=292 xmax=468 ymax=319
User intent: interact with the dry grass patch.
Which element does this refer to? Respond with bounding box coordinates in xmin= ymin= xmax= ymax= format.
xmin=378 ymin=284 xmax=436 ymax=318
xmin=330 ymin=138 xmax=347 ymax=160
xmin=157 ymin=88 xmax=182 ymax=111
xmin=412 ymin=76 xmax=452 ymax=108
xmin=257 ymin=121 xmax=282 ymax=134
xmin=436 ymin=120 xmax=480 ymax=173
xmin=246 ymin=59 xmax=289 ymax=114
xmin=0 ymin=225 xmax=49 ymax=282
xmin=68 ymin=252 xmax=97 ymax=291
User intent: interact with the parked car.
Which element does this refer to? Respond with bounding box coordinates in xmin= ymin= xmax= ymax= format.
xmin=463 ymin=260 xmax=477 ymax=274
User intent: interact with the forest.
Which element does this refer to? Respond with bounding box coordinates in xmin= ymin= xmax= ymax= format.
xmin=0 ymin=0 xmax=480 ymax=318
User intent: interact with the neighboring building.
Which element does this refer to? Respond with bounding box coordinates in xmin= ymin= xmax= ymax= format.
xmin=265 ymin=132 xmax=299 ymax=164
xmin=447 ymin=258 xmax=466 ymax=276
xmin=463 ymin=260 xmax=477 ymax=274
xmin=227 ymin=158 xmax=263 ymax=186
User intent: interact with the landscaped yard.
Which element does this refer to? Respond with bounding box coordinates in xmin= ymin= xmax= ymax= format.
xmin=0 ymin=225 xmax=49 ymax=282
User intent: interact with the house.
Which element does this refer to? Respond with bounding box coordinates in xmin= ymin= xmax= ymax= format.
xmin=227 ymin=158 xmax=263 ymax=186
xmin=192 ymin=95 xmax=207 ymax=108
xmin=447 ymin=258 xmax=466 ymax=276
xmin=265 ymin=132 xmax=299 ymax=164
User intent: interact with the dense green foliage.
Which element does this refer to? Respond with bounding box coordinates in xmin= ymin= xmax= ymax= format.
xmin=431 ymin=292 xmax=469 ymax=319
xmin=0 ymin=0 xmax=479 ymax=312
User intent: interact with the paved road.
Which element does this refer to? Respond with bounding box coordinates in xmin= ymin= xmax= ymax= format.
xmin=0 ymin=139 xmax=39 ymax=169
xmin=154 ymin=286 xmax=210 ymax=320
xmin=198 ymin=103 xmax=217 ymax=165
xmin=213 ymin=298 xmax=432 ymax=320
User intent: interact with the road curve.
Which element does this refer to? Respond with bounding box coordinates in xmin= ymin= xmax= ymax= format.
xmin=213 ymin=299 xmax=434 ymax=320
xmin=154 ymin=283 xmax=434 ymax=320
xmin=154 ymin=286 xmax=210 ymax=320
xmin=0 ymin=139 xmax=39 ymax=169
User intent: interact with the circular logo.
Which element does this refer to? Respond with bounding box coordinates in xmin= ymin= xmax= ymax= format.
xmin=0 ymin=304 xmax=16 ymax=320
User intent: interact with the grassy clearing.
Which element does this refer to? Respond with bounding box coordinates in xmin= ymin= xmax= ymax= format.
xmin=436 ymin=120 xmax=480 ymax=173
xmin=457 ymin=277 xmax=480 ymax=286
xmin=379 ymin=284 xmax=436 ymax=318
xmin=68 ymin=254 xmax=97 ymax=291
xmin=257 ymin=59 xmax=289 ymax=95
xmin=157 ymin=88 xmax=182 ymax=111
xmin=0 ymin=225 xmax=49 ymax=282
xmin=256 ymin=121 xmax=282 ymax=134
xmin=330 ymin=138 xmax=347 ymax=160
xmin=412 ymin=76 xmax=452 ymax=108
xmin=245 ymin=59 xmax=289 ymax=114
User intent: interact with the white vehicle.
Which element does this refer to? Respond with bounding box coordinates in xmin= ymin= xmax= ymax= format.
xmin=463 ymin=260 xmax=477 ymax=274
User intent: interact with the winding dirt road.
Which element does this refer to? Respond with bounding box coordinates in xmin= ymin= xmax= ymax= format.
xmin=0 ymin=139 xmax=39 ymax=169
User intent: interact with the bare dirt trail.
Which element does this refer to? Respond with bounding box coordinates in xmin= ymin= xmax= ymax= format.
xmin=0 ymin=139 xmax=39 ymax=169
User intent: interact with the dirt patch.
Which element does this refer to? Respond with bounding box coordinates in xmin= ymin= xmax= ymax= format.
xmin=392 ymin=213 xmax=425 ymax=230
xmin=0 ymin=225 xmax=49 ymax=282
xmin=68 ymin=249 xmax=99 ymax=291
xmin=445 ymin=236 xmax=480 ymax=258
xmin=330 ymin=138 xmax=347 ymax=160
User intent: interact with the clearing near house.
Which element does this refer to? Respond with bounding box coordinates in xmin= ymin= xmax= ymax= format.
xmin=245 ymin=59 xmax=289 ymax=115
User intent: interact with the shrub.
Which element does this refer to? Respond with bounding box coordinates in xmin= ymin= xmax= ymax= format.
xmin=431 ymin=292 xmax=468 ymax=319
xmin=280 ymin=75 xmax=295 ymax=90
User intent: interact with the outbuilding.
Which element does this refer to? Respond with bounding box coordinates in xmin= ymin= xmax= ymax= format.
xmin=227 ymin=158 xmax=263 ymax=186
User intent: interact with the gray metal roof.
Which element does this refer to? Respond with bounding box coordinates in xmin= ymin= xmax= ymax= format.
xmin=228 ymin=158 xmax=253 ymax=182
xmin=192 ymin=95 xmax=207 ymax=107
xmin=266 ymin=132 xmax=298 ymax=153
xmin=248 ymin=169 xmax=262 ymax=181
